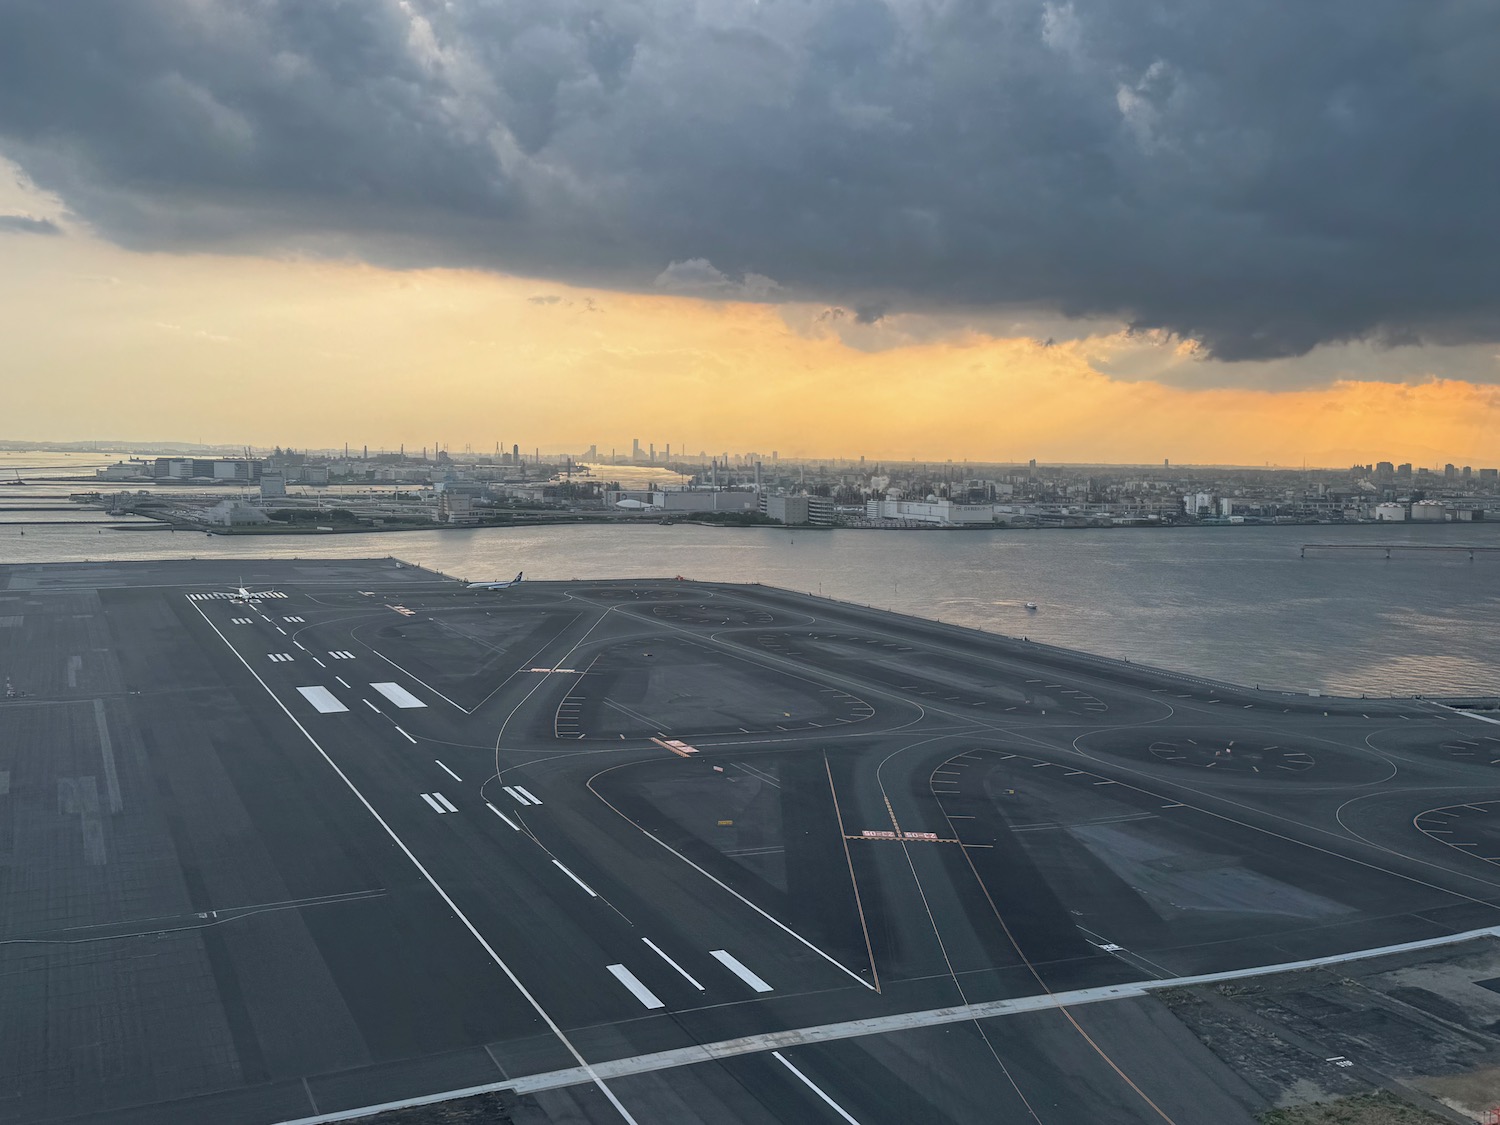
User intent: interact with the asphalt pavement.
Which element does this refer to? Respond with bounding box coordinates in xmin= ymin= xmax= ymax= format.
xmin=3 ymin=558 xmax=1498 ymax=1124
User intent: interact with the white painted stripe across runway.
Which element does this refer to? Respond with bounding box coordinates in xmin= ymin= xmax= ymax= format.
xmin=607 ymin=964 xmax=665 ymax=1010
xmin=711 ymin=950 xmax=772 ymax=993
xmin=643 ymin=938 xmax=704 ymax=990
xmin=436 ymin=760 xmax=462 ymax=782
xmin=502 ymin=786 xmax=533 ymax=806
xmin=394 ymin=725 xmax=417 ymax=745
xmin=296 ymin=686 xmax=349 ymax=714
xmin=420 ymin=793 xmax=445 ymax=814
xmin=433 ymin=792 xmax=458 ymax=813
xmin=773 ymin=1052 xmax=862 ymax=1125
xmin=336 ymin=676 xmax=351 ymax=689
xmin=486 ymin=802 xmax=520 ymax=830
xmin=370 ymin=681 xmax=426 ymax=708
xmin=515 ymin=786 xmax=543 ymax=806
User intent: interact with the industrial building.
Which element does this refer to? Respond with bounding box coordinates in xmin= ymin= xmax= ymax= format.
xmin=152 ymin=457 xmax=262 ymax=481
xmin=759 ymin=493 xmax=835 ymax=525
xmin=864 ymin=499 xmax=996 ymax=526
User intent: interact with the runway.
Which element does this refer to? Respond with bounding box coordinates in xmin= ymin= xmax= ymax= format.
xmin=3 ymin=558 xmax=1499 ymax=1124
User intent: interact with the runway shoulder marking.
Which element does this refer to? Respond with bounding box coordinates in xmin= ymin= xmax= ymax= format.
xmin=711 ymin=949 xmax=773 ymax=993
xmin=607 ymin=964 xmax=665 ymax=1009
xmin=296 ymin=686 xmax=349 ymax=714
xmin=370 ymin=681 xmax=426 ymax=708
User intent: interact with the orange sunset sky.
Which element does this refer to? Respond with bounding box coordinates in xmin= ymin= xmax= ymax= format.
xmin=6 ymin=199 xmax=1497 ymax=469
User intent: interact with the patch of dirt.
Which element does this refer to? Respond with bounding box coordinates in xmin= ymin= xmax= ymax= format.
xmin=1257 ymin=1090 xmax=1450 ymax=1124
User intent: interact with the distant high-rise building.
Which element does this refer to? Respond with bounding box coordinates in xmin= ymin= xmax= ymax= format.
xmin=1445 ymin=463 xmax=1457 ymax=479
xmin=1463 ymin=466 xmax=1473 ymax=479
xmin=1397 ymin=462 xmax=1413 ymax=478
xmin=632 ymin=438 xmax=642 ymax=460
xmin=1375 ymin=461 xmax=1394 ymax=478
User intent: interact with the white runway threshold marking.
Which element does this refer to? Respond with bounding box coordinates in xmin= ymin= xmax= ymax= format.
xmin=503 ymin=785 xmax=538 ymax=806
xmin=711 ymin=950 xmax=773 ymax=993
xmin=608 ymin=964 xmax=665 ymax=1010
xmin=433 ymin=792 xmax=458 ymax=813
xmin=773 ymin=1052 xmax=863 ymax=1125
xmin=371 ymin=681 xmax=426 ymax=708
xmin=515 ymin=786 xmax=542 ymax=806
xmin=420 ymin=793 xmax=446 ymax=814
xmin=297 ymin=686 xmax=349 ymax=714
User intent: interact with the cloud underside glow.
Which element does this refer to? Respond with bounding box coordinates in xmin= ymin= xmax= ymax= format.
xmin=0 ymin=0 xmax=1498 ymax=366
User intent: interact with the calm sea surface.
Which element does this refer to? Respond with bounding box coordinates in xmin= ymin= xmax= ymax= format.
xmin=1 ymin=484 xmax=1496 ymax=696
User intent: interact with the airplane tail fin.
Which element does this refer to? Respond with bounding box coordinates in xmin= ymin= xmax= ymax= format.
xmin=516 ymin=572 xmax=524 ymax=583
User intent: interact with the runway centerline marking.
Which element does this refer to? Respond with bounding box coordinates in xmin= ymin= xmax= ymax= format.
xmin=394 ymin=725 xmax=417 ymax=744
xmin=436 ymin=760 xmax=462 ymax=782
xmin=485 ymin=802 xmax=520 ymax=830
xmin=773 ymin=1051 xmax=863 ymax=1125
xmin=643 ymin=938 xmax=704 ymax=990
xmin=551 ymin=860 xmax=597 ymax=897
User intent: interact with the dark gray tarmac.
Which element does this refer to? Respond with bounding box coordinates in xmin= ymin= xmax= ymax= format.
xmin=3 ymin=559 xmax=1499 ymax=1124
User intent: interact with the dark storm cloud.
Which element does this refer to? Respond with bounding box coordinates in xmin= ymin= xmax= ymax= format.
xmin=1 ymin=0 xmax=1498 ymax=364
xmin=0 ymin=213 xmax=61 ymax=235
